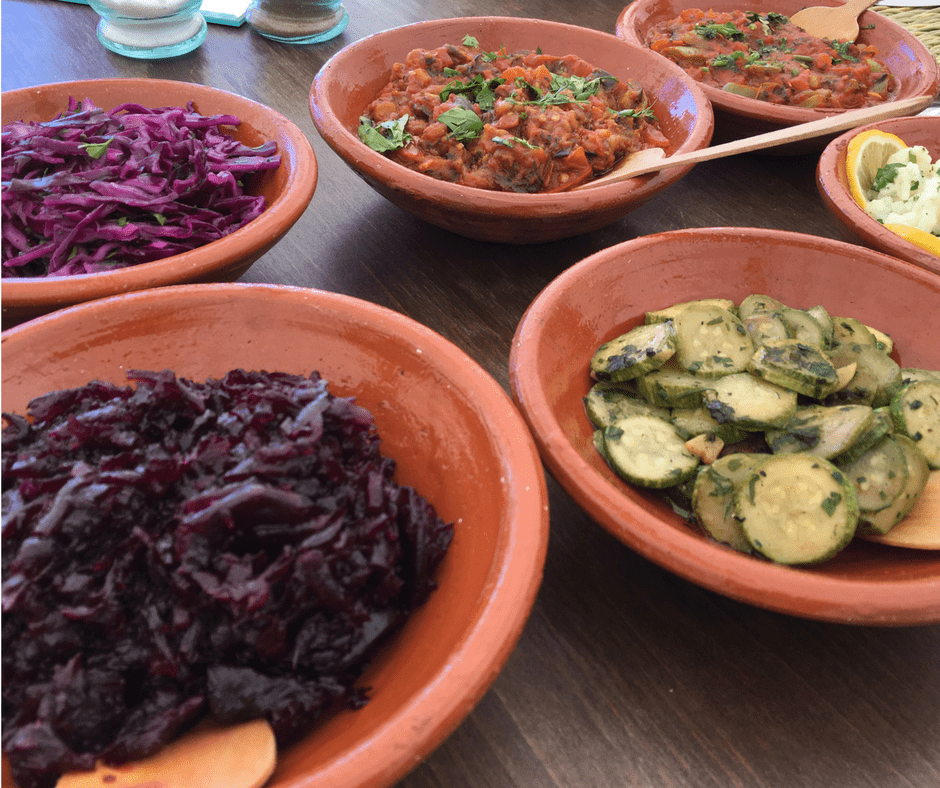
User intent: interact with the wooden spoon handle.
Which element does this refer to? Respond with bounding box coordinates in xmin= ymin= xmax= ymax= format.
xmin=577 ymin=95 xmax=928 ymax=190
xmin=843 ymin=0 xmax=879 ymax=16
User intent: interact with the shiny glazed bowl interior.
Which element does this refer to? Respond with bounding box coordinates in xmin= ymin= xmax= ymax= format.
xmin=1 ymin=79 xmax=318 ymax=328
xmin=1 ymin=283 xmax=549 ymax=788
xmin=817 ymin=115 xmax=940 ymax=274
xmin=509 ymin=227 xmax=940 ymax=626
xmin=309 ymin=16 xmax=714 ymax=243
xmin=616 ymin=0 xmax=940 ymax=148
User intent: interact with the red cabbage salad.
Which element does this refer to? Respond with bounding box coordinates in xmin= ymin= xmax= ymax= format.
xmin=1 ymin=98 xmax=281 ymax=278
xmin=1 ymin=369 xmax=454 ymax=788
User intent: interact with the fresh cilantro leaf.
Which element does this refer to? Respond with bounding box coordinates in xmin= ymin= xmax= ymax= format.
xmin=711 ymin=51 xmax=747 ymax=70
xmin=615 ymin=106 xmax=656 ymax=120
xmin=493 ymin=135 xmax=538 ymax=150
xmin=439 ymin=75 xmax=505 ymax=111
xmin=462 ymin=35 xmax=479 ymax=48
xmin=357 ymin=115 xmax=412 ymax=152
xmin=79 ymin=138 xmax=113 ymax=159
xmin=830 ymin=41 xmax=858 ymax=63
xmin=696 ymin=22 xmax=745 ymax=41
xmin=872 ymin=161 xmax=904 ymax=192
xmin=438 ymin=106 xmax=484 ymax=141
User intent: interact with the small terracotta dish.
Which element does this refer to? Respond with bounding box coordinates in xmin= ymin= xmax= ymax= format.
xmin=1 ymin=283 xmax=549 ymax=788
xmin=616 ymin=0 xmax=939 ymax=150
xmin=309 ymin=16 xmax=713 ymax=243
xmin=1 ymin=79 xmax=317 ymax=328
xmin=509 ymin=227 xmax=940 ymax=626
xmin=817 ymin=114 xmax=940 ymax=274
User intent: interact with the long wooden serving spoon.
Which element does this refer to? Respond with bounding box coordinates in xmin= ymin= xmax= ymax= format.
xmin=574 ymin=95 xmax=928 ymax=191
xmin=55 ymin=718 xmax=277 ymax=788
xmin=790 ymin=0 xmax=880 ymax=43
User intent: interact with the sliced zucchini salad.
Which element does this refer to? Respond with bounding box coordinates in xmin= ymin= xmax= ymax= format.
xmin=586 ymin=295 xmax=939 ymax=565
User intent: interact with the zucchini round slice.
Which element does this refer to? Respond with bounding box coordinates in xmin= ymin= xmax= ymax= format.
xmin=747 ymin=339 xmax=840 ymax=399
xmin=590 ymin=322 xmax=677 ymax=382
xmin=584 ymin=382 xmax=670 ymax=429
xmin=839 ymin=434 xmax=909 ymax=513
xmin=703 ymin=372 xmax=797 ymax=430
xmin=766 ymin=404 xmax=874 ymax=460
xmin=603 ymin=414 xmax=699 ymax=489
xmin=891 ymin=380 xmax=940 ymax=469
xmin=737 ymin=454 xmax=859 ymax=565
xmin=673 ymin=304 xmax=754 ymax=378
xmin=636 ymin=361 xmax=710 ymax=408
xmin=645 ymin=298 xmax=735 ymax=324
xmin=860 ymin=435 xmax=931 ymax=535
xmin=692 ymin=453 xmax=764 ymax=552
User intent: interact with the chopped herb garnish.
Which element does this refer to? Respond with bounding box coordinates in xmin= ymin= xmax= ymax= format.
xmin=437 ymin=106 xmax=484 ymax=141
xmin=696 ymin=22 xmax=745 ymax=41
xmin=79 ymin=138 xmax=112 ymax=159
xmin=439 ymin=74 xmax=506 ymax=110
xmin=493 ymin=135 xmax=538 ymax=150
xmin=357 ymin=115 xmax=413 ymax=152
xmin=615 ymin=106 xmax=656 ymax=120
xmin=872 ymin=161 xmax=904 ymax=192
xmin=820 ymin=492 xmax=842 ymax=516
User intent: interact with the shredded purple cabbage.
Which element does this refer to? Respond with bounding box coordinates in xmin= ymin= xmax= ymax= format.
xmin=1 ymin=369 xmax=454 ymax=788
xmin=1 ymin=98 xmax=281 ymax=278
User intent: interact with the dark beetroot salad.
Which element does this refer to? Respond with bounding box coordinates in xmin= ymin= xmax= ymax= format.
xmin=1 ymin=369 xmax=454 ymax=788
xmin=646 ymin=9 xmax=896 ymax=108
xmin=1 ymin=99 xmax=281 ymax=278
xmin=358 ymin=35 xmax=669 ymax=192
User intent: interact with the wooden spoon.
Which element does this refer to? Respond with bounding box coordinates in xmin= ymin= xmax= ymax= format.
xmin=861 ymin=471 xmax=940 ymax=550
xmin=574 ymin=95 xmax=927 ymax=191
xmin=790 ymin=0 xmax=880 ymax=43
xmin=56 ymin=718 xmax=277 ymax=788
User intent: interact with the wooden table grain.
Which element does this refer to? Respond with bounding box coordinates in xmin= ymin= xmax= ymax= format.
xmin=2 ymin=2 xmax=939 ymax=788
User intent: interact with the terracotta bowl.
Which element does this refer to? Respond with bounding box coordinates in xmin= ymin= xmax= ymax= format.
xmin=817 ymin=114 xmax=940 ymax=274
xmin=509 ymin=227 xmax=940 ymax=626
xmin=616 ymin=0 xmax=940 ymax=151
xmin=0 ymin=283 xmax=548 ymax=788
xmin=309 ymin=16 xmax=713 ymax=243
xmin=1 ymin=79 xmax=318 ymax=328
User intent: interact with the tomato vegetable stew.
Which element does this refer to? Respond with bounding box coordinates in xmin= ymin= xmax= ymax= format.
xmin=645 ymin=9 xmax=897 ymax=108
xmin=358 ymin=35 xmax=669 ymax=193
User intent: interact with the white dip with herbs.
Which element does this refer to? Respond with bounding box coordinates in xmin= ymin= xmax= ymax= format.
xmin=865 ymin=145 xmax=940 ymax=237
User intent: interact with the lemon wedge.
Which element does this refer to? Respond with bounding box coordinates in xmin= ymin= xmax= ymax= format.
xmin=845 ymin=128 xmax=908 ymax=210
xmin=885 ymin=224 xmax=940 ymax=257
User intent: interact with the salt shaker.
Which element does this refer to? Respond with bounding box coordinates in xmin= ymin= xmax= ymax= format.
xmin=246 ymin=0 xmax=348 ymax=44
xmin=88 ymin=0 xmax=207 ymax=59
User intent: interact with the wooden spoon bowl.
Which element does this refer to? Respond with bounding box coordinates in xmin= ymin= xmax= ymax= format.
xmin=56 ymin=719 xmax=277 ymax=788
xmin=790 ymin=0 xmax=880 ymax=42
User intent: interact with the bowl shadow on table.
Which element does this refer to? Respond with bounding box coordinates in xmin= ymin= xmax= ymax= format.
xmin=512 ymin=478 xmax=940 ymax=787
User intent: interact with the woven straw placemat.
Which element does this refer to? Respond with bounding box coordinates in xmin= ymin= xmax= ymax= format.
xmin=874 ymin=7 xmax=940 ymax=65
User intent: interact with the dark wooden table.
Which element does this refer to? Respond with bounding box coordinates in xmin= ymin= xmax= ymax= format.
xmin=3 ymin=2 xmax=939 ymax=787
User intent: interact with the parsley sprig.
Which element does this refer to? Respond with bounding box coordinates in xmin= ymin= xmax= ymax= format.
xmin=357 ymin=115 xmax=412 ymax=152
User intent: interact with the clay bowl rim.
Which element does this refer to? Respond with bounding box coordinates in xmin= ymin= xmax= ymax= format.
xmin=1 ymin=281 xmax=550 ymax=788
xmin=508 ymin=226 xmax=940 ymax=627
xmin=816 ymin=114 xmax=940 ymax=274
xmin=615 ymin=0 xmax=940 ymax=127
xmin=309 ymin=15 xmax=716 ymax=211
xmin=1 ymin=79 xmax=317 ymax=316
